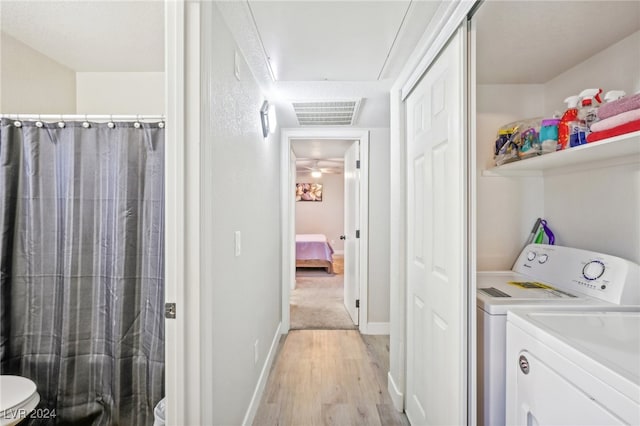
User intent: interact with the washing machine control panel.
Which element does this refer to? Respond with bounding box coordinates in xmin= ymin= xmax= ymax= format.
xmin=513 ymin=244 xmax=640 ymax=305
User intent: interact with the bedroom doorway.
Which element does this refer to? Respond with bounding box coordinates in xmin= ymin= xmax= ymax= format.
xmin=292 ymin=148 xmax=352 ymax=330
xmin=281 ymin=129 xmax=370 ymax=333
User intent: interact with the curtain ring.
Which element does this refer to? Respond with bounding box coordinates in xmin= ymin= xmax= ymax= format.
xmin=108 ymin=115 xmax=115 ymax=129
xmin=14 ymin=114 xmax=22 ymax=128
xmin=134 ymin=114 xmax=141 ymax=129
xmin=82 ymin=114 xmax=90 ymax=129
xmin=36 ymin=114 xmax=43 ymax=128
xmin=57 ymin=114 xmax=65 ymax=129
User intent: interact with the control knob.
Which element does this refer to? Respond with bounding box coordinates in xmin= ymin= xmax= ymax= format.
xmin=526 ymin=251 xmax=536 ymax=261
xmin=582 ymin=260 xmax=605 ymax=281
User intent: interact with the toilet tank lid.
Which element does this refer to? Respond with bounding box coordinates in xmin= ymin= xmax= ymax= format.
xmin=0 ymin=375 xmax=38 ymax=415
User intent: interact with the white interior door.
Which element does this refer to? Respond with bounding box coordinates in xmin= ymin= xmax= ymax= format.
xmin=343 ymin=141 xmax=360 ymax=325
xmin=405 ymin=26 xmax=468 ymax=425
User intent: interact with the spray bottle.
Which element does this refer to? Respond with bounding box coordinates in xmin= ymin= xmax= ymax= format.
xmin=558 ymin=96 xmax=580 ymax=150
xmin=578 ymin=88 xmax=603 ymax=130
xmin=604 ymin=90 xmax=626 ymax=103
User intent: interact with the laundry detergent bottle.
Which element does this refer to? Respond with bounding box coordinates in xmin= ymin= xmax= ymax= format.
xmin=558 ymin=96 xmax=579 ymax=150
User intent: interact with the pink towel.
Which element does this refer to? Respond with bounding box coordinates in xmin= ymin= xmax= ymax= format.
xmin=598 ymin=93 xmax=640 ymax=120
xmin=591 ymin=108 xmax=640 ymax=132
xmin=586 ymin=118 xmax=640 ymax=143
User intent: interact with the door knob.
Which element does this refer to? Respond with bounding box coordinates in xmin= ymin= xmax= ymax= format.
xmin=340 ymin=235 xmax=346 ymax=240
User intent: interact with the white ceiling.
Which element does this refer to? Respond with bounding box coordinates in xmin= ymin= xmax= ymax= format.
xmin=292 ymin=138 xmax=354 ymax=159
xmin=296 ymin=158 xmax=345 ymax=175
xmin=475 ymin=0 xmax=640 ymax=84
xmin=220 ymin=1 xmax=441 ymax=128
xmin=0 ymin=1 xmax=164 ymax=72
xmin=249 ymin=1 xmax=411 ymax=81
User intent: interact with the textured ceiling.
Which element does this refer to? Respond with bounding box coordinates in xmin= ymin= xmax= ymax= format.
xmin=475 ymin=0 xmax=640 ymax=84
xmin=0 ymin=0 xmax=164 ymax=72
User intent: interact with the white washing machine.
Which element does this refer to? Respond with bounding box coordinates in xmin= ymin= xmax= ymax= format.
xmin=477 ymin=244 xmax=640 ymax=426
xmin=505 ymin=310 xmax=640 ymax=425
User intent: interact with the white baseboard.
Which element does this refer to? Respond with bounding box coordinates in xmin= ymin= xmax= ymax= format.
xmin=388 ymin=371 xmax=404 ymax=412
xmin=362 ymin=321 xmax=390 ymax=335
xmin=242 ymin=322 xmax=282 ymax=426
xmin=333 ymin=250 xmax=344 ymax=255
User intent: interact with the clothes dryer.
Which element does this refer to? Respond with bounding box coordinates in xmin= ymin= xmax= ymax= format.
xmin=505 ymin=310 xmax=640 ymax=425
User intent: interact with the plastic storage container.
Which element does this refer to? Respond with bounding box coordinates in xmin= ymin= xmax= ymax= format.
xmin=494 ymin=119 xmax=543 ymax=165
xmin=539 ymin=118 xmax=560 ymax=153
xmin=494 ymin=124 xmax=520 ymax=166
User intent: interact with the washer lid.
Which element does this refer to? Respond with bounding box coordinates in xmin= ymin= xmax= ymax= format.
xmin=0 ymin=375 xmax=38 ymax=414
xmin=476 ymin=271 xmax=605 ymax=315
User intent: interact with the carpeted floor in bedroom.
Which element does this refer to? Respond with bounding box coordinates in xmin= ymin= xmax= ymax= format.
xmin=290 ymin=256 xmax=356 ymax=330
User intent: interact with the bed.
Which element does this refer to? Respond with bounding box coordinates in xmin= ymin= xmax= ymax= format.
xmin=295 ymin=234 xmax=334 ymax=274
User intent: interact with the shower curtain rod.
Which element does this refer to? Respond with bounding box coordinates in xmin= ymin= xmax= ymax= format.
xmin=1 ymin=114 xmax=165 ymax=122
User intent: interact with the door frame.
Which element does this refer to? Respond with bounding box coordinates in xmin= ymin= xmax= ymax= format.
xmin=280 ymin=128 xmax=370 ymax=333
xmin=164 ymin=0 xmax=203 ymax=423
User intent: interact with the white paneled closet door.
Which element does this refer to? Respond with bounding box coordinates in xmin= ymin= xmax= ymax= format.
xmin=405 ymin=25 xmax=468 ymax=426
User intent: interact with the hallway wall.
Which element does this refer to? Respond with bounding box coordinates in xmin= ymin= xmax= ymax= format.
xmin=368 ymin=128 xmax=391 ymax=325
xmin=200 ymin=3 xmax=282 ymax=424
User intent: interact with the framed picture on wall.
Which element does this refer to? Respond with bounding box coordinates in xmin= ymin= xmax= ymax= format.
xmin=296 ymin=183 xmax=323 ymax=202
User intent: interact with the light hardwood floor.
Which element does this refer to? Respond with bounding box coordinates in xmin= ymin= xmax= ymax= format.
xmin=253 ymin=330 xmax=409 ymax=426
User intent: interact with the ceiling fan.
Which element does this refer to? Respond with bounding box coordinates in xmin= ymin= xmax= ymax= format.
xmin=296 ymin=158 xmax=343 ymax=177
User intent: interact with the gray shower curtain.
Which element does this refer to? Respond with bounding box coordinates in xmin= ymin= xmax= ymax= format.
xmin=0 ymin=118 xmax=164 ymax=425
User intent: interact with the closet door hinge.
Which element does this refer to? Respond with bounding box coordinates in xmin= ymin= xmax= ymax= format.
xmin=356 ymin=299 xmax=360 ymax=308
xmin=356 ymin=230 xmax=360 ymax=239
xmin=356 ymin=160 xmax=361 ymax=169
xmin=165 ymin=303 xmax=176 ymax=319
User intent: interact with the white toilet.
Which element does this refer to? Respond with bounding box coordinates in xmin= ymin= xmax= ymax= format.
xmin=0 ymin=376 xmax=40 ymax=426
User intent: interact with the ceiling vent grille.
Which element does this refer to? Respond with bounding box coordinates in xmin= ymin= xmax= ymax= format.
xmin=292 ymin=100 xmax=361 ymax=126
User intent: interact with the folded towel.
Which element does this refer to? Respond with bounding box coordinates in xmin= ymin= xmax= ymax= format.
xmin=598 ymin=93 xmax=640 ymax=120
xmin=591 ymin=108 xmax=640 ymax=132
xmin=586 ymin=118 xmax=640 ymax=143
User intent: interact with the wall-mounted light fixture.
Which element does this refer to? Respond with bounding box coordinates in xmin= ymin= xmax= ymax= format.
xmin=260 ymin=100 xmax=277 ymax=138
xmin=311 ymin=170 xmax=322 ymax=178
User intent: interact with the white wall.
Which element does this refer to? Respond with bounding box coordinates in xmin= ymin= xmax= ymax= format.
xmin=76 ymin=72 xmax=165 ymax=114
xmin=476 ymin=85 xmax=545 ymax=270
xmin=368 ymin=128 xmax=391 ymax=324
xmin=1 ymin=32 xmax=76 ymax=113
xmin=295 ymin=171 xmax=345 ymax=252
xmin=544 ymin=31 xmax=640 ymax=114
xmin=541 ymin=30 xmax=640 ymax=263
xmin=200 ymin=3 xmax=281 ymax=424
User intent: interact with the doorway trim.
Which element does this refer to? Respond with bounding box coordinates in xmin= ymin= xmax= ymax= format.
xmin=281 ymin=128 xmax=370 ymax=333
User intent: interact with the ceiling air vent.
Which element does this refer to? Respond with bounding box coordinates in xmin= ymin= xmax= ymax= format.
xmin=292 ymin=100 xmax=361 ymax=126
